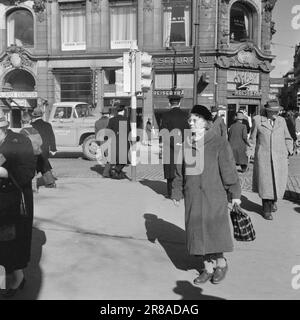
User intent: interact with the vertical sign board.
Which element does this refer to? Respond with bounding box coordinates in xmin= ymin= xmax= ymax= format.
xmin=123 ymin=52 xmax=131 ymax=93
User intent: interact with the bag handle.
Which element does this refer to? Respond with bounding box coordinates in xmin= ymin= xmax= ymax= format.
xmin=8 ymin=174 xmax=27 ymax=217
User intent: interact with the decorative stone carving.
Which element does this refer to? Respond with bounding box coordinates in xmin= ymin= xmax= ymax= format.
xmin=33 ymin=0 xmax=47 ymax=22
xmin=270 ymin=21 xmax=276 ymax=38
xmin=216 ymin=47 xmax=272 ymax=73
xmin=91 ymin=0 xmax=101 ymax=14
xmin=1 ymin=45 xmax=33 ymax=69
xmin=143 ymin=0 xmax=153 ymax=12
xmin=201 ymin=0 xmax=213 ymax=10
xmin=263 ymin=0 xmax=277 ymax=23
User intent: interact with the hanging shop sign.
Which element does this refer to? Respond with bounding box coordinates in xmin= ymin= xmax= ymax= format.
xmin=0 ymin=91 xmax=38 ymax=99
xmin=153 ymin=56 xmax=209 ymax=66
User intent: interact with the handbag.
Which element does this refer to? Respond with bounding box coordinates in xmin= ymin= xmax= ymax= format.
xmin=230 ymin=204 xmax=256 ymax=241
xmin=8 ymin=174 xmax=27 ymax=218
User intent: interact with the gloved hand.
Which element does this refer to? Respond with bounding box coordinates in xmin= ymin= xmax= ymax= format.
xmin=232 ymin=199 xmax=241 ymax=207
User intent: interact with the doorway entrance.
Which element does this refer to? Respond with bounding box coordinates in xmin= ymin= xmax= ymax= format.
xmin=1 ymin=69 xmax=36 ymax=128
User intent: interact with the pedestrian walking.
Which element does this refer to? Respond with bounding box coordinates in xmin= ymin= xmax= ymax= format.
xmin=160 ymin=94 xmax=189 ymax=206
xmin=106 ymin=105 xmax=131 ymax=179
xmin=0 ymin=111 xmax=36 ymax=298
xmin=20 ymin=112 xmax=43 ymax=192
xmin=31 ymin=106 xmax=57 ymax=188
xmin=184 ymin=105 xmax=241 ymax=285
xmin=238 ymin=109 xmax=251 ymax=134
xmin=250 ymin=100 xmax=294 ymax=220
xmin=210 ymin=106 xmax=227 ymax=137
xmin=145 ymin=118 xmax=152 ymax=146
xmin=228 ymin=112 xmax=251 ymax=172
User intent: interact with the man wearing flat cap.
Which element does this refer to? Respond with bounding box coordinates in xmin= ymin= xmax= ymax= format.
xmin=160 ymin=94 xmax=189 ymax=205
xmin=210 ymin=105 xmax=227 ymax=138
xmin=250 ymin=99 xmax=293 ymax=220
xmin=31 ymin=106 xmax=57 ymax=188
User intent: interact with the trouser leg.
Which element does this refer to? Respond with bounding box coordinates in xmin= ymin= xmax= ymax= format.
xmin=171 ymin=164 xmax=184 ymax=201
xmin=166 ymin=179 xmax=173 ymax=198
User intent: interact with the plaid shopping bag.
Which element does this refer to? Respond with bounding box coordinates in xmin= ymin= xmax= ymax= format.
xmin=230 ymin=204 xmax=256 ymax=241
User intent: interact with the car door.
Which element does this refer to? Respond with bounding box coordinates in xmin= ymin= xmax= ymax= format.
xmin=51 ymin=106 xmax=77 ymax=146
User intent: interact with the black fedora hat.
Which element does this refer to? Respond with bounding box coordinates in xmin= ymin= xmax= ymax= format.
xmin=191 ymin=105 xmax=212 ymax=121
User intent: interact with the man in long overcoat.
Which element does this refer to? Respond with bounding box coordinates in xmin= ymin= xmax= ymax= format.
xmin=210 ymin=106 xmax=227 ymax=138
xmin=228 ymin=112 xmax=251 ymax=172
xmin=106 ymin=105 xmax=131 ymax=179
xmin=0 ymin=113 xmax=36 ymax=295
xmin=160 ymin=95 xmax=189 ymax=205
xmin=31 ymin=106 xmax=57 ymax=187
xmin=250 ymin=100 xmax=293 ymax=220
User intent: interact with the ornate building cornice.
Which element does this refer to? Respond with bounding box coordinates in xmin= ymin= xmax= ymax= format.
xmin=0 ymin=45 xmax=34 ymax=69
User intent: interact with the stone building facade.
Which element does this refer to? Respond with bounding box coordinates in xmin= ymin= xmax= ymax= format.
xmin=0 ymin=0 xmax=277 ymax=128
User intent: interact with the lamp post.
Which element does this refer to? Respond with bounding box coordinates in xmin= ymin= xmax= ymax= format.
xmin=193 ymin=0 xmax=200 ymax=105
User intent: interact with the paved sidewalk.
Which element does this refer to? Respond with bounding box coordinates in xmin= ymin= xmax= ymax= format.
xmin=1 ymin=176 xmax=299 ymax=300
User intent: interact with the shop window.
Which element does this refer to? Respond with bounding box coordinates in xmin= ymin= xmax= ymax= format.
xmin=230 ymin=2 xmax=256 ymax=43
xmin=54 ymin=69 xmax=92 ymax=103
xmin=155 ymin=73 xmax=193 ymax=89
xmin=60 ymin=2 xmax=86 ymax=51
xmin=163 ymin=1 xmax=191 ymax=47
xmin=7 ymin=9 xmax=34 ymax=47
xmin=110 ymin=1 xmax=137 ymax=49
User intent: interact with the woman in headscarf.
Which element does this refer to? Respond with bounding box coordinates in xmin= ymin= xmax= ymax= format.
xmin=184 ymin=105 xmax=241 ymax=285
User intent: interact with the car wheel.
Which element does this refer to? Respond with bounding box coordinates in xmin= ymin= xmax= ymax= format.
xmin=82 ymin=135 xmax=98 ymax=161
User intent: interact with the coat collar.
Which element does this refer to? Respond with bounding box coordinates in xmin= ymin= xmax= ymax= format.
xmin=261 ymin=116 xmax=281 ymax=131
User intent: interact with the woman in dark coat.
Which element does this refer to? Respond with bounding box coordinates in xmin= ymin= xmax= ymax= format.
xmin=184 ymin=105 xmax=241 ymax=285
xmin=228 ymin=112 xmax=251 ymax=172
xmin=0 ymin=114 xmax=36 ymax=297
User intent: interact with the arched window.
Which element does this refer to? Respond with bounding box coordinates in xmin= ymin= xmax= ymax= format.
xmin=230 ymin=1 xmax=257 ymax=43
xmin=7 ymin=9 xmax=34 ymax=47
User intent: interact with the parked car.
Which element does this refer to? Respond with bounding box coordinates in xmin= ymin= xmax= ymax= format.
xmin=48 ymin=102 xmax=98 ymax=160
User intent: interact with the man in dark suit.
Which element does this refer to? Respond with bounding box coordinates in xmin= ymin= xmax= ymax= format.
xmin=160 ymin=95 xmax=189 ymax=206
xmin=31 ymin=106 xmax=57 ymax=188
xmin=105 ymin=105 xmax=131 ymax=179
xmin=210 ymin=106 xmax=227 ymax=137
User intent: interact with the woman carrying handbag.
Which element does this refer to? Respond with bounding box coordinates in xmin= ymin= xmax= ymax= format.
xmin=0 ymin=111 xmax=36 ymax=298
xmin=184 ymin=105 xmax=241 ymax=285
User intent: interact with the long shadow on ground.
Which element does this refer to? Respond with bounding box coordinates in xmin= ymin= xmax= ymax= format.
xmin=173 ymin=281 xmax=225 ymax=300
xmin=140 ymin=180 xmax=167 ymax=198
xmin=241 ymin=195 xmax=262 ymax=217
xmin=144 ymin=214 xmax=202 ymax=272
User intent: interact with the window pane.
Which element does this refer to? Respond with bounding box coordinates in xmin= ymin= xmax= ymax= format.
xmin=110 ymin=6 xmax=137 ymax=41
xmin=61 ymin=7 xmax=86 ymax=50
xmin=230 ymin=6 xmax=249 ymax=42
xmin=177 ymin=74 xmax=193 ymax=88
xmin=155 ymin=74 xmax=172 ymax=89
xmin=170 ymin=6 xmax=185 ymax=43
xmin=7 ymin=10 xmax=34 ymax=47
xmin=58 ymin=71 xmax=92 ymax=103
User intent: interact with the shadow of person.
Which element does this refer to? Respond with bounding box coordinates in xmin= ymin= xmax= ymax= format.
xmin=144 ymin=214 xmax=202 ymax=271
xmin=241 ymin=195 xmax=262 ymax=216
xmin=173 ymin=281 xmax=225 ymax=300
xmin=10 ymin=226 xmax=46 ymax=300
xmin=295 ymin=207 xmax=300 ymax=214
xmin=90 ymin=164 xmax=105 ymax=176
xmin=140 ymin=180 xmax=168 ymax=198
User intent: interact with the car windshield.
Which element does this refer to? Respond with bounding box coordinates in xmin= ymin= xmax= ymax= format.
xmin=75 ymin=104 xmax=93 ymax=118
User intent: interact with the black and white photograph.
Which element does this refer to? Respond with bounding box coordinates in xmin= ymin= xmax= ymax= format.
xmin=0 ymin=0 xmax=300 ymax=303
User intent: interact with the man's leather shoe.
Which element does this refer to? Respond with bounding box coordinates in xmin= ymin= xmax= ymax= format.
xmin=193 ymin=270 xmax=214 ymax=286
xmin=263 ymin=213 xmax=273 ymax=220
xmin=272 ymin=202 xmax=277 ymax=212
xmin=211 ymin=265 xmax=228 ymax=284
